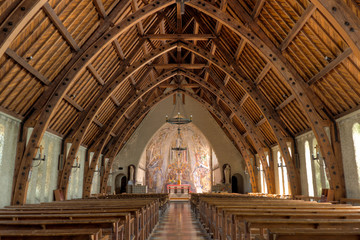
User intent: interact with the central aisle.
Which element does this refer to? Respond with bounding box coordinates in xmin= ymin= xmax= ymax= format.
xmin=149 ymin=201 xmax=210 ymax=240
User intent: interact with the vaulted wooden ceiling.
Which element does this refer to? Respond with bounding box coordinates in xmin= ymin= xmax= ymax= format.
xmin=1 ymin=0 xmax=360 ymax=204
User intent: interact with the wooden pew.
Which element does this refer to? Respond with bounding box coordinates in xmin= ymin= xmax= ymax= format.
xmin=255 ymin=228 xmax=360 ymax=240
xmin=0 ymin=228 xmax=102 ymax=240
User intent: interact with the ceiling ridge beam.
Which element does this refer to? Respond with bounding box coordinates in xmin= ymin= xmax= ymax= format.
xmin=308 ymin=47 xmax=352 ymax=85
xmin=255 ymin=62 xmax=271 ymax=85
xmin=5 ymin=48 xmax=50 ymax=85
xmin=144 ymin=34 xmax=215 ymax=40
xmin=279 ymin=3 xmax=316 ymax=52
xmin=43 ymin=3 xmax=80 ymax=51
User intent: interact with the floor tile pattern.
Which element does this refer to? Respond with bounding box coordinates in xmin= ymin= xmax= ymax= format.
xmin=149 ymin=201 xmax=210 ymax=240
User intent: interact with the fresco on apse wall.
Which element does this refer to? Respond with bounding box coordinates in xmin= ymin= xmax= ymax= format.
xmin=145 ymin=123 xmax=211 ymax=193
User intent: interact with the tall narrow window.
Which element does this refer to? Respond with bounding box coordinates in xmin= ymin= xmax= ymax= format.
xmin=0 ymin=124 xmax=4 ymax=166
xmin=260 ymin=161 xmax=268 ymax=193
xmin=277 ymin=151 xmax=290 ymax=195
xmin=305 ymin=141 xmax=314 ymax=196
xmin=352 ymin=123 xmax=360 ymax=182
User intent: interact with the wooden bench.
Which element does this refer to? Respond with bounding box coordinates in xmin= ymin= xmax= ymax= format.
xmin=0 ymin=228 xmax=102 ymax=240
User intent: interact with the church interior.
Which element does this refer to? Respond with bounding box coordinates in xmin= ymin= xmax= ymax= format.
xmin=1 ymin=0 xmax=360 ymax=239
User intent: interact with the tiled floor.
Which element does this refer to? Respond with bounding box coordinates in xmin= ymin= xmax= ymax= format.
xmin=149 ymin=201 xmax=210 ymax=240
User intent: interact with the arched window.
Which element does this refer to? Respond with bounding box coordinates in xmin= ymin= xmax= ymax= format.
xmin=352 ymin=123 xmax=360 ymax=181
xmin=305 ymin=141 xmax=314 ymax=196
xmin=0 ymin=124 xmax=4 ymax=166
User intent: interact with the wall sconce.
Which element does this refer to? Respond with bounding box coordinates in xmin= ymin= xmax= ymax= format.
xmin=277 ymin=162 xmax=286 ymax=168
xmin=312 ymin=145 xmax=326 ymax=167
xmin=244 ymin=167 xmax=249 ymax=175
xmin=94 ymin=166 xmax=103 ymax=176
xmin=72 ymin=156 xmax=81 ymax=170
xmin=33 ymin=145 xmax=46 ymax=167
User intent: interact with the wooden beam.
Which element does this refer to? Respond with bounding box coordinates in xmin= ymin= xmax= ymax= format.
xmin=224 ymin=75 xmax=231 ymax=86
xmin=177 ymin=1 xmax=182 ymax=33
xmin=153 ymin=63 xmax=206 ymax=69
xmin=110 ymin=95 xmax=120 ymax=107
xmin=87 ymin=64 xmax=105 ymax=85
xmin=240 ymin=93 xmax=249 ymax=106
xmin=5 ymin=48 xmax=50 ymax=85
xmin=42 ymin=3 xmax=80 ymax=51
xmin=256 ymin=117 xmax=267 ymax=127
xmin=63 ymin=95 xmax=84 ymax=112
xmin=159 ymin=83 xmax=200 ymax=88
xmin=144 ymin=34 xmax=215 ymax=40
xmin=275 ymin=95 xmax=295 ymax=111
xmin=251 ymin=0 xmax=266 ymax=19
xmin=233 ymin=38 xmax=246 ymax=64
xmin=93 ymin=118 xmax=104 ymax=128
xmin=279 ymin=3 xmax=316 ymax=52
xmin=92 ymin=0 xmax=107 ymax=19
xmin=308 ymin=48 xmax=352 ymax=85
xmin=0 ymin=0 xmax=46 ymax=59
xmin=255 ymin=62 xmax=271 ymax=85
xmin=113 ymin=40 xmax=125 ymax=60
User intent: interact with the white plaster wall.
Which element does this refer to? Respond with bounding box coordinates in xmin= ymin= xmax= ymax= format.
xmin=26 ymin=130 xmax=62 ymax=204
xmin=337 ymin=109 xmax=360 ymax=199
xmin=0 ymin=112 xmax=20 ymax=207
xmin=112 ymin=95 xmax=249 ymax=191
xmin=67 ymin=146 xmax=86 ymax=199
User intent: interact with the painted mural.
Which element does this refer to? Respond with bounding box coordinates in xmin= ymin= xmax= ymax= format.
xmin=145 ymin=123 xmax=212 ymax=193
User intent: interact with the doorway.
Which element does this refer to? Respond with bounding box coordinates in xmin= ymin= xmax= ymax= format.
xmin=115 ymin=174 xmax=127 ymax=194
xmin=232 ymin=173 xmax=244 ymax=193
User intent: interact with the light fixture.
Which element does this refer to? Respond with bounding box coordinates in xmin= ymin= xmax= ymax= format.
xmin=72 ymin=156 xmax=81 ymax=170
xmin=33 ymin=145 xmax=46 ymax=167
xmin=166 ymin=92 xmax=192 ymax=125
xmin=324 ymin=56 xmax=332 ymax=62
xmin=26 ymin=56 xmax=33 ymax=60
xmin=312 ymin=145 xmax=326 ymax=167
xmin=277 ymin=162 xmax=286 ymax=167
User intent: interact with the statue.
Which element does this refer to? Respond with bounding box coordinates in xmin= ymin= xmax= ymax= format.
xmin=224 ymin=164 xmax=231 ymax=184
xmin=128 ymin=165 xmax=135 ymax=185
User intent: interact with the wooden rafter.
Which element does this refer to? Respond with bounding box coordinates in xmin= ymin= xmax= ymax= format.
xmin=92 ymin=0 xmax=107 ymax=19
xmin=42 ymin=3 xmax=80 ymax=51
xmin=5 ymin=48 xmax=50 ymax=85
xmin=144 ymin=34 xmax=215 ymax=40
xmin=254 ymin=62 xmax=271 ymax=85
xmin=308 ymin=48 xmax=353 ymax=85
xmin=152 ymin=63 xmax=206 ymax=69
xmin=279 ymin=3 xmax=316 ymax=52
xmin=275 ymin=95 xmax=296 ymax=111
xmin=252 ymin=0 xmax=266 ymax=19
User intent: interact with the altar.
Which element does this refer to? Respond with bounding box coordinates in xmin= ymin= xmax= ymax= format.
xmin=167 ymin=184 xmax=191 ymax=201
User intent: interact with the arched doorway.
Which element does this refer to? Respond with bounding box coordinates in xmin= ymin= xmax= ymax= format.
xmin=232 ymin=173 xmax=244 ymax=193
xmin=115 ymin=174 xmax=127 ymax=194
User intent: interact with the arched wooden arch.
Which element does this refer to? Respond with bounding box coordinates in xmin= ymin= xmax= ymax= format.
xmin=80 ymin=70 xmax=177 ymax=197
xmin=99 ymin=89 xmax=179 ymax=193
xmin=178 ymin=41 xmax=300 ymax=194
xmin=185 ymin=0 xmax=345 ymax=199
xmin=177 ymin=70 xmax=277 ymax=191
xmin=99 ymin=88 xmax=259 ymax=193
xmin=0 ymin=0 xmax=47 ymax=57
xmin=11 ymin=0 xmax=175 ymax=205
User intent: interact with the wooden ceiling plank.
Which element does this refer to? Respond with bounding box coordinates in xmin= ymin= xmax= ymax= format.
xmin=275 ymin=95 xmax=295 ymax=111
xmin=5 ymin=48 xmax=50 ymax=86
xmin=63 ymin=95 xmax=84 ymax=112
xmin=279 ymin=4 xmax=316 ymax=52
xmin=308 ymin=48 xmax=353 ymax=85
xmin=88 ymin=64 xmax=105 ymax=86
xmin=252 ymin=0 xmax=266 ymax=19
xmin=255 ymin=62 xmax=271 ymax=85
xmin=92 ymin=0 xmax=107 ymax=19
xmin=43 ymin=3 xmax=80 ymax=51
